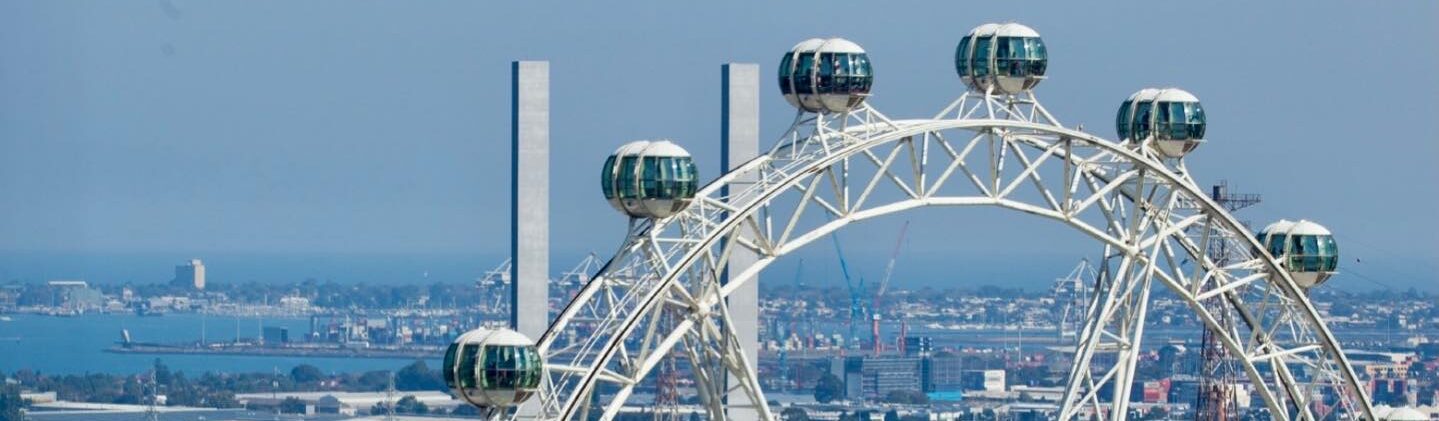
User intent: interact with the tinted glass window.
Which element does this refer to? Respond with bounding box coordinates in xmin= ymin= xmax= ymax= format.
xmin=795 ymin=54 xmax=815 ymax=94
xmin=1134 ymin=102 xmax=1153 ymax=139
xmin=995 ymin=37 xmax=1015 ymax=76
xmin=817 ymin=52 xmax=836 ymax=91
xmin=601 ymin=155 xmax=616 ymax=198
xmin=1320 ymin=236 xmax=1338 ymax=271
xmin=1030 ymin=38 xmax=1048 ymax=74
xmin=956 ymin=37 xmax=971 ymax=75
xmin=852 ymin=54 xmax=873 ymax=92
xmin=458 ymin=344 xmax=479 ymax=388
xmin=1116 ymin=101 xmax=1133 ymax=139
xmin=483 ymin=345 xmax=519 ymax=389
xmin=1161 ymin=102 xmax=1186 ymax=139
xmin=778 ymin=54 xmax=795 ymax=94
xmin=442 ymin=343 xmax=459 ymax=388
xmin=1301 ymin=235 xmax=1320 ymax=255
xmin=515 ymin=347 xmax=541 ymax=389
xmin=1189 ymin=103 xmax=1207 ymax=138
xmin=618 ymin=157 xmax=639 ymax=198
xmin=973 ymin=37 xmax=992 ymax=76
xmin=1267 ymin=232 xmax=1286 ymax=256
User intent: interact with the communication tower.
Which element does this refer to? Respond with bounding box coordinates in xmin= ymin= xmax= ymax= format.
xmin=1195 ymin=180 xmax=1260 ymax=421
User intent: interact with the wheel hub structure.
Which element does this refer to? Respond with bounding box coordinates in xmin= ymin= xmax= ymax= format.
xmin=514 ymin=90 xmax=1373 ymax=420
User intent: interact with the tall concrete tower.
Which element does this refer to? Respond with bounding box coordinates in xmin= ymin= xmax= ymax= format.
xmin=510 ymin=61 xmax=550 ymax=340
xmin=721 ymin=62 xmax=760 ymax=421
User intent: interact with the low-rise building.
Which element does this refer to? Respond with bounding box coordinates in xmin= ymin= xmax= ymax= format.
xmin=234 ymin=390 xmax=462 ymax=416
xmin=843 ymin=356 xmax=923 ymax=401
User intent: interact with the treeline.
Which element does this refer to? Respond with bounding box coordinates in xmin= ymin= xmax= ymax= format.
xmin=3 ymin=359 xmax=448 ymax=410
xmin=8 ymin=279 xmax=498 ymax=310
xmin=204 ymin=280 xmax=494 ymax=309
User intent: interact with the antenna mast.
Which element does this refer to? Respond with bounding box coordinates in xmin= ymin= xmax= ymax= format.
xmin=1196 ymin=180 xmax=1261 ymax=421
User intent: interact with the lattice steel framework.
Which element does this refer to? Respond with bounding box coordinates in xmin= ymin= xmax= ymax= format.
xmin=510 ymin=89 xmax=1375 ymax=421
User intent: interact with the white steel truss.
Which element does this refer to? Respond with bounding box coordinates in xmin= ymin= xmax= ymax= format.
xmin=510 ymin=91 xmax=1375 ymax=421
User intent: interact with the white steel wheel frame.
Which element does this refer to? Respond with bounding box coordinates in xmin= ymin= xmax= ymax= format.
xmin=514 ymin=93 xmax=1375 ymax=421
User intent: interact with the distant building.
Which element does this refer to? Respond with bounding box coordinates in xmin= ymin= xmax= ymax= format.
xmin=903 ymin=336 xmax=933 ymax=357
xmin=47 ymin=280 xmax=103 ymax=310
xmin=843 ymin=356 xmax=923 ymax=401
xmin=0 ymin=284 xmax=20 ymax=309
xmin=46 ymin=280 xmax=88 ymax=288
xmin=173 ymin=259 xmax=205 ymax=290
xmin=263 ymin=326 xmax=290 ymax=346
xmin=922 ymin=356 xmax=967 ymax=393
xmin=279 ymin=295 xmax=311 ymax=310
xmin=960 ymin=369 xmax=1006 ymax=393
xmin=1142 ymin=379 xmax=1171 ymax=403
xmin=147 ymin=296 xmax=191 ymax=311
xmin=1371 ymin=378 xmax=1414 ymax=406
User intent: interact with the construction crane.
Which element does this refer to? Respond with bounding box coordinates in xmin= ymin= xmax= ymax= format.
xmin=557 ymin=252 xmax=603 ymax=304
xmin=477 ymin=258 xmax=512 ymax=316
xmin=829 ymin=231 xmax=865 ymax=351
xmin=871 ymin=221 xmax=910 ymax=356
xmin=1050 ymin=258 xmax=1098 ymax=340
xmin=558 ymin=252 xmax=602 ymax=288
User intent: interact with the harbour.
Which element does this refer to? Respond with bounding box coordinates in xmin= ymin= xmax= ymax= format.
xmin=0 ymin=313 xmax=437 ymax=375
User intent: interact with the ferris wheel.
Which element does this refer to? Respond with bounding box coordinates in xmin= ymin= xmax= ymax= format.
xmin=444 ymin=22 xmax=1374 ymax=421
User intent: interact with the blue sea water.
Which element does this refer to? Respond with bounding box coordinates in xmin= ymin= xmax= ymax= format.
xmin=0 ymin=313 xmax=438 ymax=376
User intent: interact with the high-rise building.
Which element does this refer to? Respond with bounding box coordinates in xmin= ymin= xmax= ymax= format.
xmin=174 ymin=259 xmax=205 ymax=290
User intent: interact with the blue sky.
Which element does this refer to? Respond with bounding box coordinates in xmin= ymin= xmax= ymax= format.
xmin=1 ymin=1 xmax=1435 ymax=290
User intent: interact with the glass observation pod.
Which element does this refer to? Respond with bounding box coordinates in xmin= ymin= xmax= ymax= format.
xmin=956 ymin=23 xmax=1048 ymax=95
xmin=1255 ymin=219 xmax=1339 ymax=289
xmin=443 ymin=328 xmax=543 ymax=408
xmin=779 ymin=37 xmax=874 ymax=114
xmin=600 ymin=140 xmax=699 ymax=219
xmin=1116 ymin=88 xmax=1207 ymax=159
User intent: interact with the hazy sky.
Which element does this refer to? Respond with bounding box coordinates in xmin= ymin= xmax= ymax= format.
xmin=1 ymin=1 xmax=1435 ymax=289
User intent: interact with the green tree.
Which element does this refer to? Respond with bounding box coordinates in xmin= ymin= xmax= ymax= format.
xmin=278 ymin=397 xmax=307 ymax=414
xmin=0 ymin=384 xmax=25 ymax=421
xmin=289 ymin=364 xmax=325 ymax=384
xmin=394 ymin=361 xmax=443 ymax=391
xmin=813 ymin=373 xmax=845 ymax=404
xmin=450 ymin=404 xmax=480 ymax=416
xmin=781 ymin=407 xmax=811 ymax=421
xmin=152 ymin=359 xmax=173 ymax=386
xmin=395 ymin=395 xmax=428 ymax=414
xmin=357 ymin=371 xmax=392 ymax=391
xmin=884 ymin=409 xmax=901 ymax=421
